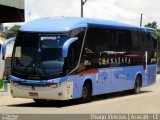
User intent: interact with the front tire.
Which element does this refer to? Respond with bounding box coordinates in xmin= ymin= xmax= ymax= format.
xmin=79 ymin=82 xmax=92 ymax=103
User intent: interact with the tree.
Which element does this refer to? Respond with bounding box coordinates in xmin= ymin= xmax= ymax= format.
xmin=7 ymin=25 xmax=21 ymax=38
xmin=144 ymin=21 xmax=158 ymax=29
xmin=144 ymin=21 xmax=160 ymax=41
xmin=0 ymin=32 xmax=7 ymax=38
xmin=0 ymin=25 xmax=21 ymax=39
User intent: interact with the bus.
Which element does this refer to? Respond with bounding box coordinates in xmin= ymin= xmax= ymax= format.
xmin=2 ymin=17 xmax=157 ymax=103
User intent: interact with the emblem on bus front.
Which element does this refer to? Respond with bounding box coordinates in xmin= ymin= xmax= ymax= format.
xmin=31 ymin=86 xmax=35 ymax=90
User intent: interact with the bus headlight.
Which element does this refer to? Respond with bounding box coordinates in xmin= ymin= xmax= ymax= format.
xmin=46 ymin=82 xmax=61 ymax=88
xmin=11 ymin=81 xmax=18 ymax=86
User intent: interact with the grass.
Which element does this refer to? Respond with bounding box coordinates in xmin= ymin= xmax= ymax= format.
xmin=0 ymin=79 xmax=4 ymax=89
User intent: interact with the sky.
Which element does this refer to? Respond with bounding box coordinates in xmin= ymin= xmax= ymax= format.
xmin=11 ymin=0 xmax=160 ymax=27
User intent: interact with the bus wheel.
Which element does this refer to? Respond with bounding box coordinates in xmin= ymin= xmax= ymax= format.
xmin=79 ymin=82 xmax=92 ymax=103
xmin=132 ymin=76 xmax=141 ymax=94
xmin=33 ymin=99 xmax=47 ymax=104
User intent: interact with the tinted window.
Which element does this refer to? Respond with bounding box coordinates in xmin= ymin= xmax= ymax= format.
xmin=66 ymin=28 xmax=85 ymax=72
xmin=146 ymin=32 xmax=157 ymax=51
xmin=150 ymin=32 xmax=157 ymax=51
xmin=85 ymin=27 xmax=114 ymax=53
xmin=12 ymin=32 xmax=68 ymax=76
xmin=114 ymin=30 xmax=131 ymax=51
xmin=131 ymin=31 xmax=146 ymax=52
xmin=40 ymin=35 xmax=68 ymax=48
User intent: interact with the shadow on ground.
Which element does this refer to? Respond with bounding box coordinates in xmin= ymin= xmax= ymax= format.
xmin=7 ymin=90 xmax=152 ymax=108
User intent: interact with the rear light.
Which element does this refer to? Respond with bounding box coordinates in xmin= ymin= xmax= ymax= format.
xmin=142 ymin=61 xmax=146 ymax=70
xmin=142 ymin=51 xmax=147 ymax=72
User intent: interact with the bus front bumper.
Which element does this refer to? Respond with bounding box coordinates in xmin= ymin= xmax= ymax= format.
xmin=10 ymin=81 xmax=73 ymax=100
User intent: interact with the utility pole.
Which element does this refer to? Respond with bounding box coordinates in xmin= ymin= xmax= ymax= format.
xmin=81 ymin=0 xmax=88 ymax=17
xmin=140 ymin=13 xmax=143 ymax=27
xmin=28 ymin=12 xmax=31 ymax=21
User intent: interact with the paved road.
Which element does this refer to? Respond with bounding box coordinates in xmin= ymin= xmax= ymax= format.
xmin=0 ymin=75 xmax=160 ymax=114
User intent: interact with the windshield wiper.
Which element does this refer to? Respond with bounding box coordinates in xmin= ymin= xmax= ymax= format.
xmin=20 ymin=60 xmax=35 ymax=75
xmin=20 ymin=50 xmax=38 ymax=75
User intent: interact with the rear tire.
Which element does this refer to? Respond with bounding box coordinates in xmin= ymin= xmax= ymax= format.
xmin=79 ymin=82 xmax=92 ymax=103
xmin=132 ymin=76 xmax=141 ymax=94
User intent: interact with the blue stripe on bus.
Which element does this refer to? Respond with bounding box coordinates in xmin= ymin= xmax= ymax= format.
xmin=69 ymin=64 xmax=157 ymax=99
xmin=10 ymin=76 xmax=66 ymax=84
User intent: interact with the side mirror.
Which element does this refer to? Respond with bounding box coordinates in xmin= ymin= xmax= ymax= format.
xmin=2 ymin=37 xmax=16 ymax=60
xmin=62 ymin=37 xmax=78 ymax=57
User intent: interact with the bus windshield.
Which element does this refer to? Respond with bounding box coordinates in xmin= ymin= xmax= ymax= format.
xmin=12 ymin=32 xmax=68 ymax=77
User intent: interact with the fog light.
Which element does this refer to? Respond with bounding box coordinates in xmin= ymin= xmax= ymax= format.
xmin=58 ymin=92 xmax=63 ymax=96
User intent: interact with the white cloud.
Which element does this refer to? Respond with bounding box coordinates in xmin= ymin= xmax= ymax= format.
xmin=25 ymin=0 xmax=81 ymax=20
xmin=25 ymin=0 xmax=160 ymax=28
xmin=114 ymin=0 xmax=160 ymax=26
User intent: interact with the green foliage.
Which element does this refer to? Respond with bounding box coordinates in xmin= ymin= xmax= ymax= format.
xmin=0 ymin=32 xmax=7 ymax=38
xmin=0 ymin=80 xmax=4 ymax=89
xmin=7 ymin=25 xmax=21 ymax=38
xmin=0 ymin=25 xmax=21 ymax=39
xmin=144 ymin=21 xmax=158 ymax=29
xmin=144 ymin=21 xmax=160 ymax=41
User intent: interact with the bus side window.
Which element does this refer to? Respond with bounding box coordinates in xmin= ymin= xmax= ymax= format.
xmin=83 ymin=27 xmax=114 ymax=68
xmin=131 ymin=31 xmax=146 ymax=52
xmin=150 ymin=32 xmax=157 ymax=51
xmin=131 ymin=31 xmax=139 ymax=51
xmin=66 ymin=28 xmax=85 ymax=73
xmin=66 ymin=42 xmax=78 ymax=73
xmin=84 ymin=27 xmax=114 ymax=53
xmin=146 ymin=32 xmax=153 ymax=52
xmin=114 ymin=30 xmax=131 ymax=51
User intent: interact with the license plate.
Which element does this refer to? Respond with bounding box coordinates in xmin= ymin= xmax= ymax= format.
xmin=29 ymin=92 xmax=38 ymax=97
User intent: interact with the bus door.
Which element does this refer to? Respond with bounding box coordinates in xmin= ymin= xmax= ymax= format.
xmin=147 ymin=65 xmax=157 ymax=85
xmin=146 ymin=31 xmax=157 ymax=85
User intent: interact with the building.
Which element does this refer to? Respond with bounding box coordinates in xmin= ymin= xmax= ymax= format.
xmin=0 ymin=0 xmax=24 ymax=32
xmin=0 ymin=0 xmax=24 ymax=79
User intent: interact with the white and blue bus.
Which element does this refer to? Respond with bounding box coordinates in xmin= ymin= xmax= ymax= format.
xmin=2 ymin=17 xmax=157 ymax=103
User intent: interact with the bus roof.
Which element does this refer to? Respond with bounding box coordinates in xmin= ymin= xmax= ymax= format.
xmin=20 ymin=17 xmax=150 ymax=32
xmin=143 ymin=27 xmax=157 ymax=33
